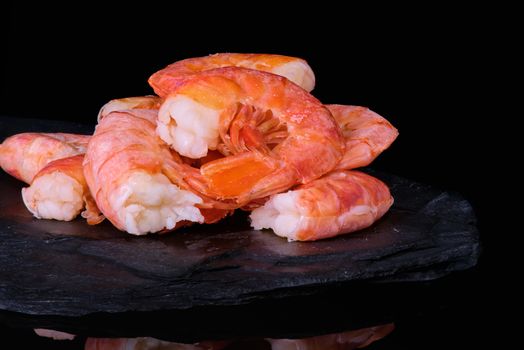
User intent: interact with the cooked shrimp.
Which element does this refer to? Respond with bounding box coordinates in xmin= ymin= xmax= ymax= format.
xmin=83 ymin=109 xmax=232 ymax=235
xmin=97 ymin=96 xmax=161 ymax=122
xmin=22 ymin=155 xmax=103 ymax=224
xmin=0 ymin=132 xmax=89 ymax=183
xmin=149 ymin=53 xmax=315 ymax=97
xmin=0 ymin=132 xmax=103 ymax=223
xmin=327 ymin=105 xmax=399 ymax=170
xmin=156 ymin=67 xmax=344 ymax=204
xmin=250 ymin=170 xmax=393 ymax=241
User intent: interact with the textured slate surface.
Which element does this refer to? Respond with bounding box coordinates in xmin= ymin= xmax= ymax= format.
xmin=0 ymin=116 xmax=480 ymax=319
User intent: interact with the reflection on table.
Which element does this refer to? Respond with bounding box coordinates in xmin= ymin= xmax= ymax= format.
xmin=36 ymin=323 xmax=394 ymax=349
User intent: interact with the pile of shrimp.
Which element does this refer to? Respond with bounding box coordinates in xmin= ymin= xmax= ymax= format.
xmin=0 ymin=53 xmax=398 ymax=241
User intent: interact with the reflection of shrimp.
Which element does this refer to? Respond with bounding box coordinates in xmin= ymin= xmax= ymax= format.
xmin=83 ymin=109 xmax=230 ymax=235
xmin=97 ymin=96 xmax=160 ymax=122
xmin=157 ymin=67 xmax=345 ymax=204
xmin=0 ymin=132 xmax=89 ymax=183
xmin=149 ymin=53 xmax=315 ymax=97
xmin=22 ymin=155 xmax=103 ymax=224
xmin=250 ymin=170 xmax=393 ymax=241
xmin=268 ymin=323 xmax=395 ymax=350
xmin=33 ymin=328 xmax=76 ymax=340
xmin=82 ymin=324 xmax=393 ymax=349
xmin=85 ymin=337 xmax=230 ymax=350
xmin=327 ymin=105 xmax=399 ymax=170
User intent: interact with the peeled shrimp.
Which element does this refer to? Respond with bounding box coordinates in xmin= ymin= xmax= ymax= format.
xmin=156 ymin=67 xmax=345 ymax=204
xmin=22 ymin=155 xmax=103 ymax=224
xmin=0 ymin=132 xmax=89 ymax=184
xmin=327 ymin=105 xmax=399 ymax=170
xmin=83 ymin=109 xmax=232 ymax=235
xmin=149 ymin=53 xmax=315 ymax=97
xmin=97 ymin=96 xmax=161 ymax=122
xmin=250 ymin=170 xmax=393 ymax=241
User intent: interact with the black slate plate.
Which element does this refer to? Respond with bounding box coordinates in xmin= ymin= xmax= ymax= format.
xmin=0 ymin=116 xmax=480 ymax=336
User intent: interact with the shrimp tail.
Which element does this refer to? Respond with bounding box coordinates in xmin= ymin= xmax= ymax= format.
xmin=200 ymin=151 xmax=294 ymax=203
xmin=199 ymin=207 xmax=234 ymax=224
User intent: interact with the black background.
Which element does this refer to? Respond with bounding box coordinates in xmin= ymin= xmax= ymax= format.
xmin=1 ymin=3 xmax=494 ymax=349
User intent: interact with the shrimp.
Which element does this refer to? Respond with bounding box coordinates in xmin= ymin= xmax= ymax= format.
xmin=0 ymin=132 xmax=89 ymax=184
xmin=0 ymin=132 xmax=102 ymax=223
xmin=248 ymin=105 xmax=398 ymax=241
xmin=250 ymin=170 xmax=393 ymax=241
xmin=22 ymin=155 xmax=103 ymax=224
xmin=97 ymin=96 xmax=161 ymax=122
xmin=83 ymin=109 xmax=231 ymax=235
xmin=327 ymin=105 xmax=399 ymax=170
xmin=156 ymin=67 xmax=345 ymax=204
xmin=148 ymin=53 xmax=315 ymax=97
